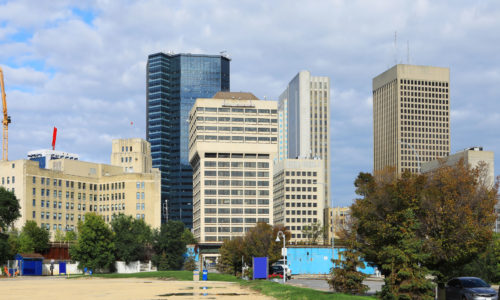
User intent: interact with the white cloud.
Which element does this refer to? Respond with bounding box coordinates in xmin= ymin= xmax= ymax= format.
xmin=1 ymin=0 xmax=499 ymax=206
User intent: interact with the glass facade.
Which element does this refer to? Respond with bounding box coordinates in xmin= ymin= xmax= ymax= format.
xmin=146 ymin=53 xmax=230 ymax=227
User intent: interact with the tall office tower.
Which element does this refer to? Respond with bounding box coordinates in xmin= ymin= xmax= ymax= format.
xmin=146 ymin=53 xmax=230 ymax=226
xmin=188 ymin=92 xmax=278 ymax=243
xmin=373 ymin=64 xmax=450 ymax=174
xmin=278 ymin=71 xmax=330 ymax=207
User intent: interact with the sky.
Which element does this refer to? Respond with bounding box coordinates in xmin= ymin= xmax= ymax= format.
xmin=1 ymin=0 xmax=499 ymax=207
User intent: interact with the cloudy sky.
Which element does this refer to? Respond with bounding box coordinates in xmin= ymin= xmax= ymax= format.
xmin=1 ymin=0 xmax=499 ymax=207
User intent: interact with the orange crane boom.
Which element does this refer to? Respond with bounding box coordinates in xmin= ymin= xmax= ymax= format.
xmin=0 ymin=67 xmax=11 ymax=161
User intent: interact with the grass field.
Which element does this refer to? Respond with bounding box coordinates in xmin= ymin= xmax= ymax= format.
xmin=77 ymin=271 xmax=375 ymax=300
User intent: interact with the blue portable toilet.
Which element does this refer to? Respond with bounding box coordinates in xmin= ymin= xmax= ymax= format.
xmin=202 ymin=269 xmax=208 ymax=281
xmin=15 ymin=253 xmax=44 ymax=276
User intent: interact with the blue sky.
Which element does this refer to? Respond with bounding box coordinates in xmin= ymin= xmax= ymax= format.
xmin=1 ymin=0 xmax=499 ymax=207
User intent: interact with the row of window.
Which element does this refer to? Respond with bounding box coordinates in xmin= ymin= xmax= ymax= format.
xmin=1 ymin=176 xmax=14 ymax=185
xmin=205 ymin=171 xmax=269 ymax=178
xmin=32 ymin=189 xmax=127 ymax=201
xmin=205 ymin=208 xmax=269 ymax=214
xmin=196 ymin=107 xmax=277 ymax=114
xmin=204 ymin=199 xmax=269 ymax=205
xmin=204 ymin=161 xmax=269 ymax=168
xmin=285 ymin=202 xmax=318 ymax=208
xmin=285 ymin=217 xmax=318 ymax=223
xmin=204 ymin=217 xmax=269 ymax=224
xmin=204 ymin=189 xmax=270 ymax=196
xmin=400 ymin=79 xmax=448 ymax=87
xmin=195 ymin=116 xmax=278 ymax=123
xmin=32 ymin=177 xmax=126 ymax=191
xmin=196 ymin=125 xmax=278 ymax=132
xmin=196 ymin=135 xmax=278 ymax=143
xmin=204 ymin=180 xmax=269 ymax=187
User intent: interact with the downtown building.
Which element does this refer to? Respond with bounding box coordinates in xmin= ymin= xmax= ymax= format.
xmin=188 ymin=92 xmax=278 ymax=243
xmin=276 ymin=71 xmax=331 ymax=235
xmin=372 ymin=64 xmax=450 ymax=173
xmin=273 ymin=158 xmax=325 ymax=244
xmin=146 ymin=52 xmax=230 ymax=226
xmin=0 ymin=138 xmax=161 ymax=236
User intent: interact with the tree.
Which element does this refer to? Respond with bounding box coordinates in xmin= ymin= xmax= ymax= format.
xmin=301 ymin=221 xmax=324 ymax=245
xmin=17 ymin=221 xmax=49 ymax=253
xmin=111 ymin=214 xmax=152 ymax=263
xmin=327 ymin=225 xmax=368 ymax=294
xmin=181 ymin=228 xmax=197 ymax=245
xmin=351 ymin=160 xmax=498 ymax=299
xmin=217 ymin=237 xmax=245 ymax=275
xmin=70 ymin=213 xmax=115 ymax=272
xmin=0 ymin=187 xmax=21 ymax=232
xmin=0 ymin=187 xmax=20 ymax=264
xmin=64 ymin=230 xmax=77 ymax=242
xmin=217 ymin=223 xmax=290 ymax=275
xmin=54 ymin=229 xmax=65 ymax=242
xmin=152 ymin=221 xmax=186 ymax=270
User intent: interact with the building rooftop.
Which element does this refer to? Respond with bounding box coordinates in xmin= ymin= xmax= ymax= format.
xmin=213 ymin=92 xmax=259 ymax=100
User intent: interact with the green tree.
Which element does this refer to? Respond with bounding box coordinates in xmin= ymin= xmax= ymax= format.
xmin=327 ymin=226 xmax=369 ymax=295
xmin=351 ymin=160 xmax=498 ymax=299
xmin=54 ymin=229 xmax=65 ymax=242
xmin=181 ymin=228 xmax=197 ymax=245
xmin=0 ymin=187 xmax=21 ymax=264
xmin=111 ymin=214 xmax=152 ymax=263
xmin=217 ymin=223 xmax=290 ymax=275
xmin=152 ymin=221 xmax=186 ymax=270
xmin=64 ymin=230 xmax=77 ymax=242
xmin=217 ymin=237 xmax=245 ymax=275
xmin=301 ymin=221 xmax=324 ymax=245
xmin=70 ymin=213 xmax=115 ymax=272
xmin=17 ymin=221 xmax=49 ymax=253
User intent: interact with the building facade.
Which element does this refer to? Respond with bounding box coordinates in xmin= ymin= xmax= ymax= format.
xmin=0 ymin=138 xmax=161 ymax=236
xmin=279 ymin=71 xmax=331 ymax=207
xmin=373 ymin=64 xmax=450 ymax=174
xmin=324 ymin=206 xmax=350 ymax=243
xmin=273 ymin=158 xmax=325 ymax=244
xmin=146 ymin=52 xmax=230 ymax=227
xmin=188 ymin=92 xmax=278 ymax=243
xmin=110 ymin=138 xmax=153 ymax=173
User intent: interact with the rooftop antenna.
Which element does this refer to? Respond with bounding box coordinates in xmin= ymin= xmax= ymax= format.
xmin=394 ymin=31 xmax=398 ymax=65
xmin=407 ymin=40 xmax=410 ymax=64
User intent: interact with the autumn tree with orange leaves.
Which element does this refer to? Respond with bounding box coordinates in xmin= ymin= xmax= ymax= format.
xmin=351 ymin=160 xmax=498 ymax=299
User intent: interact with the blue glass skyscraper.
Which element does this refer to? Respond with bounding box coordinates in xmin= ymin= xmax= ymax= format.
xmin=146 ymin=53 xmax=230 ymax=227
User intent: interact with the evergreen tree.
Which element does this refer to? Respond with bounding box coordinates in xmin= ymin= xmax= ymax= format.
xmin=152 ymin=221 xmax=186 ymax=270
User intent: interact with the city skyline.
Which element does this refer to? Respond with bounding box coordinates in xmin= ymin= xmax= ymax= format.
xmin=1 ymin=1 xmax=499 ymax=207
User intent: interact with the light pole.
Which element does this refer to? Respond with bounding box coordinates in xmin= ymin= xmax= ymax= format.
xmin=400 ymin=140 xmax=421 ymax=173
xmin=275 ymin=230 xmax=286 ymax=284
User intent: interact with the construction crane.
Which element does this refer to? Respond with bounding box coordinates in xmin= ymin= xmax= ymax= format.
xmin=0 ymin=67 xmax=11 ymax=161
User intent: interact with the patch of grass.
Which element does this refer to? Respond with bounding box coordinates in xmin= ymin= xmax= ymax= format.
xmin=72 ymin=270 xmax=193 ymax=281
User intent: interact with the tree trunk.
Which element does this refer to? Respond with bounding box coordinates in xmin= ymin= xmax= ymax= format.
xmin=437 ymin=282 xmax=446 ymax=300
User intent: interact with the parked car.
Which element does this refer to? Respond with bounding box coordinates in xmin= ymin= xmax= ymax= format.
xmin=271 ymin=259 xmax=292 ymax=280
xmin=446 ymin=277 xmax=498 ymax=300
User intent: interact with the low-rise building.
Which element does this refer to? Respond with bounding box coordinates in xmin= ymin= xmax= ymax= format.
xmin=0 ymin=138 xmax=161 ymax=236
xmin=273 ymin=158 xmax=325 ymax=244
xmin=324 ymin=206 xmax=350 ymax=243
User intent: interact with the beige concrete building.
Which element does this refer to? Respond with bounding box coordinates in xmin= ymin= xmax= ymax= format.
xmin=273 ymin=158 xmax=325 ymax=244
xmin=279 ymin=71 xmax=331 ymax=207
xmin=111 ymin=138 xmax=153 ymax=173
xmin=188 ymin=92 xmax=278 ymax=243
xmin=421 ymin=146 xmax=499 ymax=232
xmin=324 ymin=206 xmax=350 ymax=243
xmin=373 ymin=64 xmax=450 ymax=174
xmin=0 ymin=138 xmax=161 ymax=236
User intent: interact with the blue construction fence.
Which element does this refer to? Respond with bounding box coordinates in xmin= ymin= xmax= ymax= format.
xmin=286 ymin=246 xmax=375 ymax=275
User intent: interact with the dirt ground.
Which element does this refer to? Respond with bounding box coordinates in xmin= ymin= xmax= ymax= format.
xmin=0 ymin=276 xmax=275 ymax=300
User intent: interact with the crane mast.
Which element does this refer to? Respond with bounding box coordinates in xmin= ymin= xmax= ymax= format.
xmin=0 ymin=67 xmax=11 ymax=161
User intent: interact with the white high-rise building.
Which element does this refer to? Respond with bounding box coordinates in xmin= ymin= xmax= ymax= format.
xmin=278 ymin=71 xmax=330 ymax=207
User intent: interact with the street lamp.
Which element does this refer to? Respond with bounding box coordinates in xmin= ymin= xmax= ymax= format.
xmin=275 ymin=230 xmax=286 ymax=284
